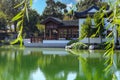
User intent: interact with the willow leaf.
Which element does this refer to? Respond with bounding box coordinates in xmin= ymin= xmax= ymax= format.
xmin=113 ymin=19 xmax=120 ymax=24
xmin=104 ymin=57 xmax=111 ymax=65
xmin=106 ymin=32 xmax=113 ymax=38
xmin=17 ymin=20 xmax=23 ymax=27
xmin=10 ymin=38 xmax=19 ymax=45
xmin=12 ymin=11 xmax=23 ymax=21
xmin=30 ymin=0 xmax=33 ymax=7
xmin=105 ymin=43 xmax=111 ymax=50
xmin=14 ymin=0 xmax=25 ymax=8
xmin=104 ymin=61 xmax=112 ymax=72
xmin=91 ymin=34 xmax=96 ymax=38
xmin=26 ymin=7 xmax=29 ymax=21
xmin=12 ymin=15 xmax=23 ymax=22
xmin=17 ymin=26 xmax=23 ymax=37
xmin=104 ymin=49 xmax=111 ymax=57
xmin=19 ymin=36 xmax=23 ymax=47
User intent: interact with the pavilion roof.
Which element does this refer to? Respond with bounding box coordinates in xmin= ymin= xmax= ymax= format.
xmin=74 ymin=5 xmax=111 ymax=18
xmin=41 ymin=17 xmax=79 ymax=27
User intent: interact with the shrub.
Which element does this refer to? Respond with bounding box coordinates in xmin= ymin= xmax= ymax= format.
xmin=72 ymin=42 xmax=88 ymax=49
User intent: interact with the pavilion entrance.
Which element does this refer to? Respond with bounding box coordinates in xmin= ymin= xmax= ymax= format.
xmin=45 ymin=28 xmax=58 ymax=40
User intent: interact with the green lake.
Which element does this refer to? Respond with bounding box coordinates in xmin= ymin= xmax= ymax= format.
xmin=0 ymin=45 xmax=120 ymax=80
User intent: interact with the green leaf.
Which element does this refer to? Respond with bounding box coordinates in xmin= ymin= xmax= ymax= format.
xmin=10 ymin=38 xmax=19 ymax=45
xmin=14 ymin=0 xmax=25 ymax=8
xmin=113 ymin=18 xmax=120 ymax=24
xmin=30 ymin=0 xmax=33 ymax=7
xmin=106 ymin=32 xmax=113 ymax=38
xmin=12 ymin=11 xmax=23 ymax=21
xmin=17 ymin=20 xmax=23 ymax=27
xmin=26 ymin=7 xmax=29 ymax=21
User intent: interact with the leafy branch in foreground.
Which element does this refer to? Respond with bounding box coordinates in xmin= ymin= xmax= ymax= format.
xmin=103 ymin=0 xmax=120 ymax=74
xmin=79 ymin=0 xmax=120 ymax=75
xmin=10 ymin=0 xmax=32 ymax=46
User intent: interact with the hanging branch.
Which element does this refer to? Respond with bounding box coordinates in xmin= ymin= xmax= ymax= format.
xmin=10 ymin=0 xmax=32 ymax=47
xmin=103 ymin=0 xmax=120 ymax=74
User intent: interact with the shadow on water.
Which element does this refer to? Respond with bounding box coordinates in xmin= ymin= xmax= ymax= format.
xmin=0 ymin=45 xmax=120 ymax=80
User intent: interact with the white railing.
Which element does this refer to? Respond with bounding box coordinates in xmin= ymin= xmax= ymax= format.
xmin=80 ymin=38 xmax=107 ymax=43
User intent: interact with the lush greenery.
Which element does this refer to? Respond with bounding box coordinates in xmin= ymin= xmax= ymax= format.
xmin=0 ymin=0 xmax=23 ymax=32
xmin=72 ymin=42 xmax=88 ymax=49
xmin=78 ymin=0 xmax=120 ymax=75
xmin=76 ymin=0 xmax=108 ymax=12
xmin=80 ymin=16 xmax=92 ymax=44
xmin=0 ymin=0 xmax=109 ymax=41
xmin=0 ymin=46 xmax=119 ymax=80
xmin=23 ymin=9 xmax=40 ymax=37
xmin=41 ymin=0 xmax=67 ymax=20
xmin=0 ymin=12 xmax=7 ymax=30
xmin=0 ymin=0 xmax=120 ymax=79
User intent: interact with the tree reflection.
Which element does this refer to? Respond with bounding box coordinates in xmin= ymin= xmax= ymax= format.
xmin=0 ymin=46 xmax=120 ymax=80
xmin=67 ymin=49 xmax=119 ymax=80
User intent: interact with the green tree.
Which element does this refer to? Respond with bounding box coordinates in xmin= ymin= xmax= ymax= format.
xmin=76 ymin=0 xmax=108 ymax=12
xmin=23 ymin=9 xmax=40 ymax=38
xmin=1 ymin=0 xmax=25 ymax=32
xmin=11 ymin=0 xmax=32 ymax=46
xmin=36 ymin=24 xmax=45 ymax=33
xmin=0 ymin=11 xmax=7 ymax=31
xmin=41 ymin=0 xmax=67 ymax=20
xmin=94 ymin=9 xmax=105 ymax=43
xmin=80 ymin=16 xmax=92 ymax=44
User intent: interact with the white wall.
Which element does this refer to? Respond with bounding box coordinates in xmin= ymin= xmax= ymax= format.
xmin=78 ymin=17 xmax=112 ymax=44
xmin=23 ymin=39 xmax=70 ymax=47
xmin=80 ymin=38 xmax=107 ymax=43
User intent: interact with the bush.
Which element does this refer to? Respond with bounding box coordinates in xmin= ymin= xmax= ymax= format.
xmin=72 ymin=42 xmax=88 ymax=49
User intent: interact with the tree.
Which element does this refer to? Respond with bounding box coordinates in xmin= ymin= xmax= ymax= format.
xmin=10 ymin=0 xmax=32 ymax=46
xmin=80 ymin=16 xmax=92 ymax=44
xmin=41 ymin=0 xmax=67 ymax=20
xmin=94 ymin=10 xmax=105 ymax=43
xmin=36 ymin=24 xmax=45 ymax=33
xmin=1 ymin=0 xmax=24 ymax=32
xmin=23 ymin=9 xmax=40 ymax=38
xmin=0 ymin=11 xmax=7 ymax=30
xmin=76 ymin=0 xmax=108 ymax=12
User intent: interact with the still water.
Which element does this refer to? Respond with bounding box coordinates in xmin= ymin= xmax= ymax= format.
xmin=0 ymin=45 xmax=120 ymax=80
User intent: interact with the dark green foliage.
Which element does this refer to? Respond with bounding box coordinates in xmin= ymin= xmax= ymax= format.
xmin=23 ymin=9 xmax=40 ymax=37
xmin=76 ymin=0 xmax=109 ymax=12
xmin=80 ymin=16 xmax=92 ymax=40
xmin=41 ymin=0 xmax=67 ymax=20
xmin=0 ymin=12 xmax=7 ymax=30
xmin=92 ymin=7 xmax=106 ymax=43
xmin=1 ymin=0 xmax=23 ymax=32
xmin=72 ymin=42 xmax=88 ymax=50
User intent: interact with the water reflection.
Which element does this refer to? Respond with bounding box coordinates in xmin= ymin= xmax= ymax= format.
xmin=0 ymin=46 xmax=120 ymax=80
xmin=30 ymin=67 xmax=46 ymax=80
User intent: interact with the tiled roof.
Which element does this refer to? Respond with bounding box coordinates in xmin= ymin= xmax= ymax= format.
xmin=41 ymin=17 xmax=62 ymax=24
xmin=74 ymin=5 xmax=99 ymax=18
xmin=74 ymin=5 xmax=111 ymax=18
xmin=41 ymin=17 xmax=79 ymax=27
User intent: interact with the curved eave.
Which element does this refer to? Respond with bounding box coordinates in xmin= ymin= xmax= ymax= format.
xmin=74 ymin=10 xmax=112 ymax=18
xmin=41 ymin=17 xmax=62 ymax=25
xmin=74 ymin=12 xmax=95 ymax=18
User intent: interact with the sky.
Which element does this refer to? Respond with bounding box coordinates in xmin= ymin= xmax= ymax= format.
xmin=32 ymin=0 xmax=78 ymax=15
